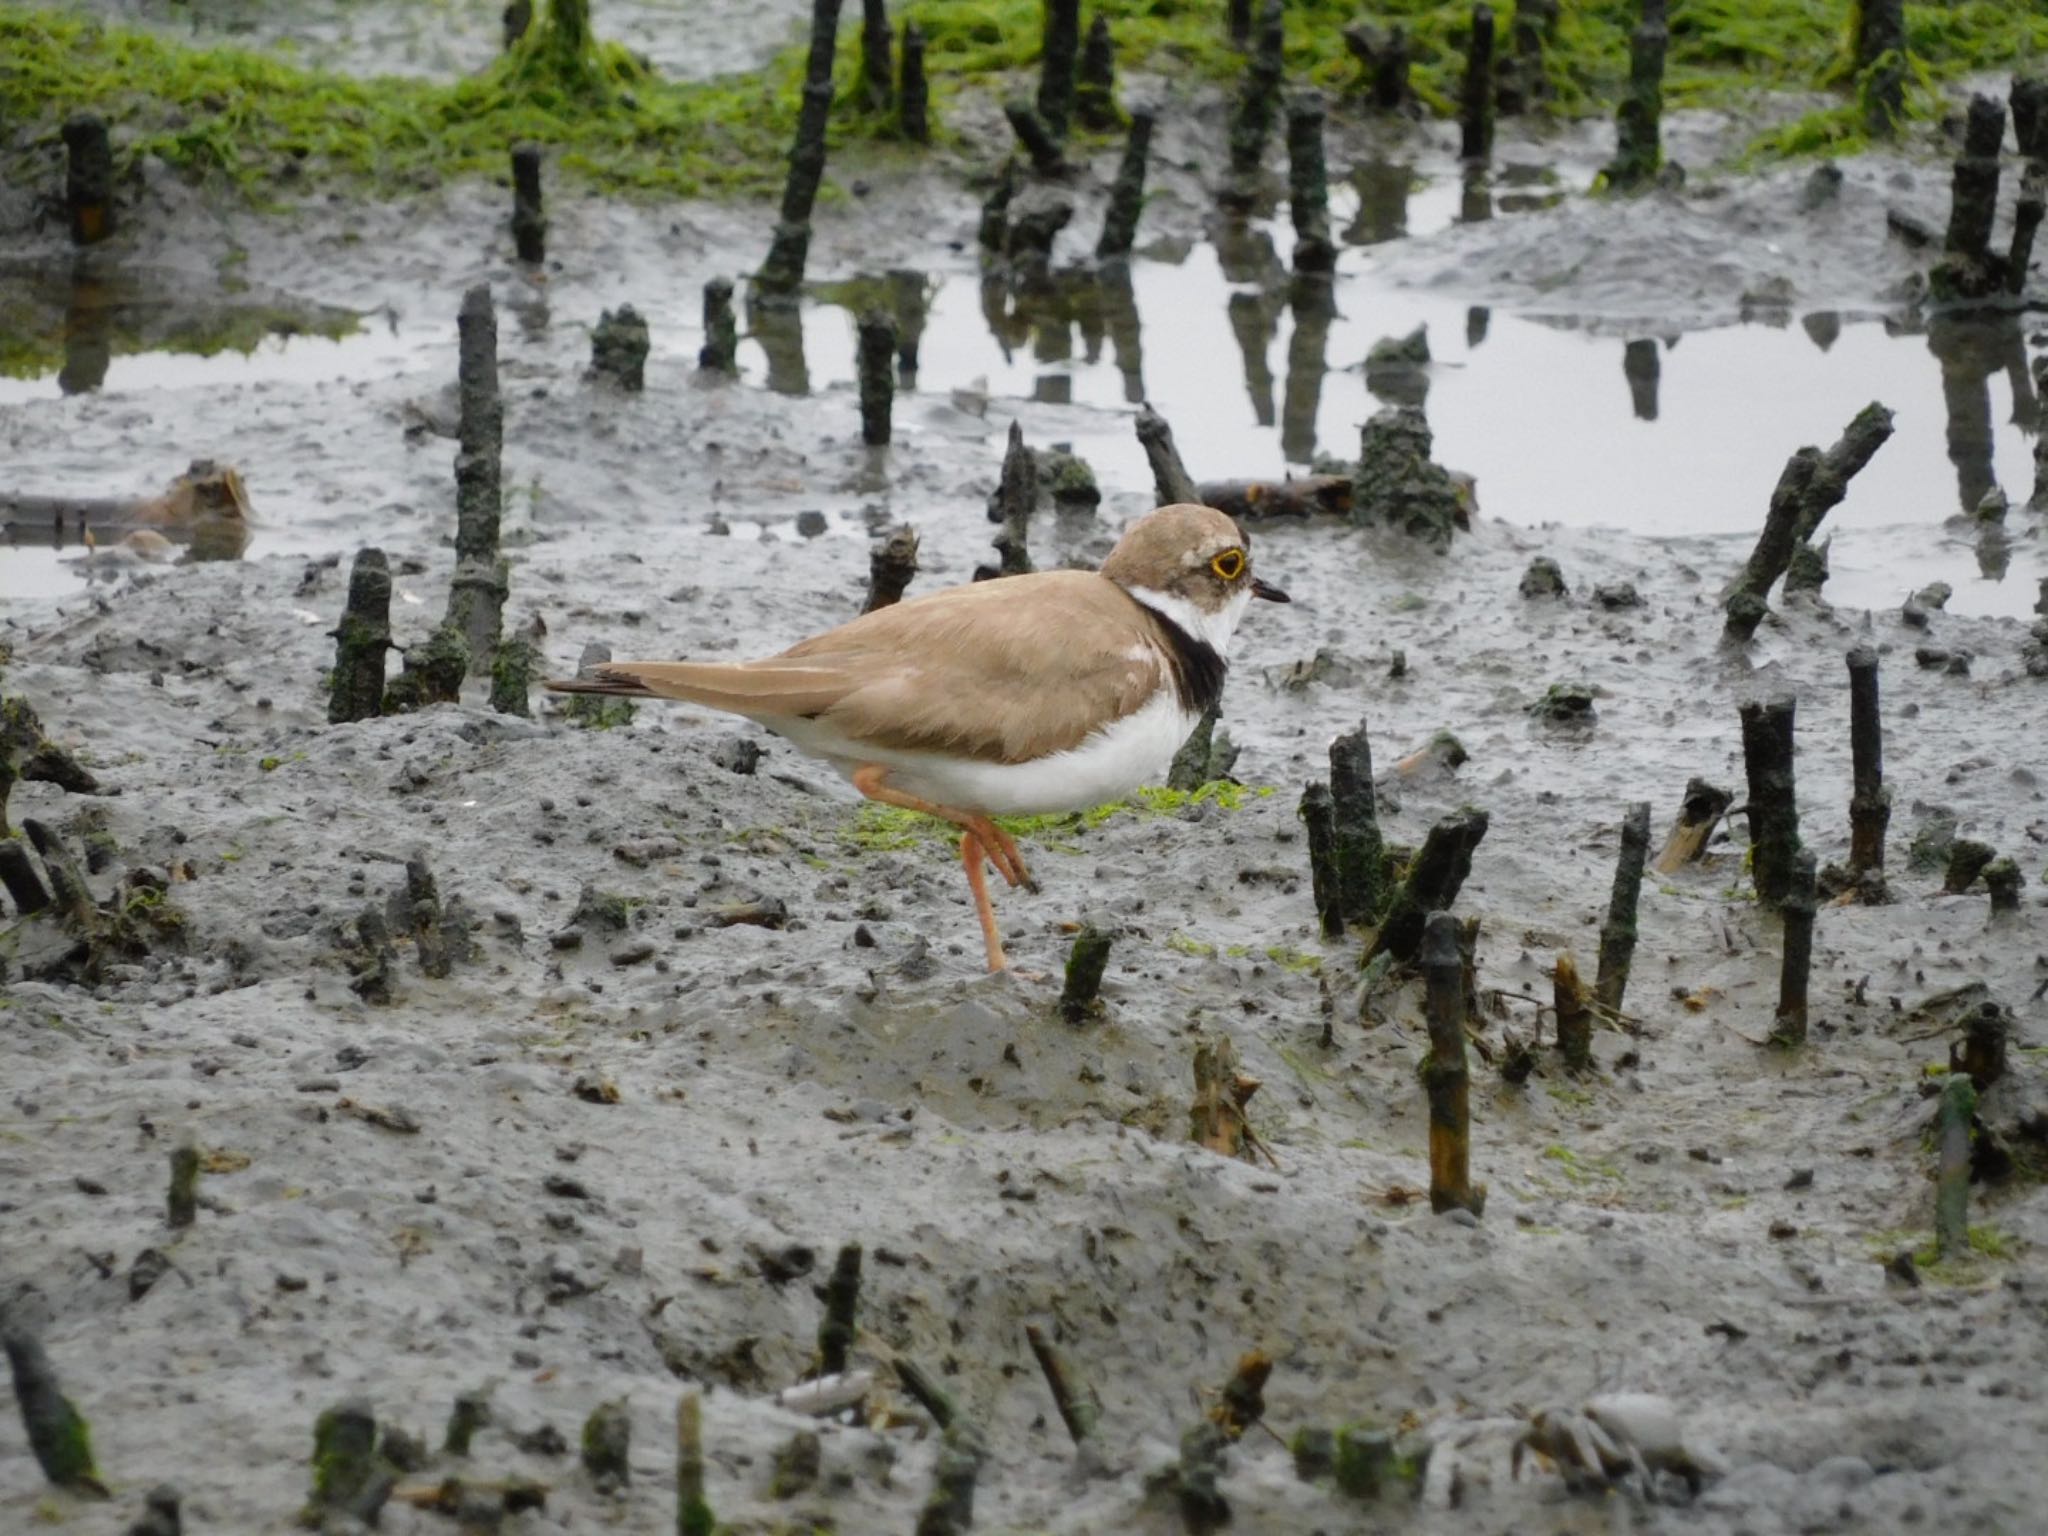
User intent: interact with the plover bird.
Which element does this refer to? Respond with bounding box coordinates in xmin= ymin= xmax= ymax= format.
xmin=546 ymin=502 xmax=1289 ymax=970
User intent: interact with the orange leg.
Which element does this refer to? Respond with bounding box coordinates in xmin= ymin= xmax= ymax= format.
xmin=960 ymin=831 xmax=1008 ymax=972
xmin=849 ymin=765 xmax=1035 ymax=890
xmin=851 ymin=765 xmax=1033 ymax=973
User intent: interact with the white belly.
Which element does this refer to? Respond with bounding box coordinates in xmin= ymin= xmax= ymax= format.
xmin=772 ymin=688 xmax=1199 ymax=816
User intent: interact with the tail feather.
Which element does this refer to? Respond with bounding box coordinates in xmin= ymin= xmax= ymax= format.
xmin=543 ymin=670 xmax=657 ymax=698
xmin=543 ymin=660 xmax=853 ymax=721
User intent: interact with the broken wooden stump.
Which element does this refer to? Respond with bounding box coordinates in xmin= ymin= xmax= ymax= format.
xmin=166 ymin=1142 xmax=199 ymax=1228
xmin=860 ymin=0 xmax=893 ymax=114
xmin=1934 ymin=1073 xmax=1975 ymax=1262
xmin=1 ymin=694 xmax=99 ymax=838
xmin=1135 ymin=403 xmax=1201 ymax=506
xmin=698 ymin=277 xmax=739 ymax=373
xmin=1329 ymin=720 xmax=1390 ymax=929
xmin=676 ymin=1393 xmax=714 ymax=1536
xmin=0 ymin=838 xmax=51 ymax=916
xmin=1210 ymin=1350 xmax=1272 ymax=1441
xmin=1984 ymin=857 xmax=2024 ymax=914
xmin=1458 ymin=5 xmax=1496 ymax=161
xmin=1004 ymin=100 xmax=1069 ymax=178
xmin=1738 ymin=695 xmax=1802 ymax=909
xmin=126 ymin=1485 xmax=182 ymax=1536
xmin=817 ymin=1243 xmax=862 ymax=1376
xmin=2008 ymin=163 xmax=2044 ymax=297
xmin=1038 ymin=0 xmax=1081 ymax=139
xmin=1421 ymin=910 xmax=1485 ymax=1216
xmin=1344 ymin=22 xmax=1413 ymax=112
xmin=1025 ymin=1323 xmax=1101 ymax=1449
xmin=63 ymin=113 xmax=114 ymax=246
xmin=1602 ymin=0 xmax=1667 ymax=190
xmin=757 ymin=0 xmax=844 ymax=302
xmin=1943 ymin=838 xmax=1996 ymax=895
xmin=1854 ymin=0 xmax=1906 ymax=134
xmin=490 ymin=619 xmax=541 ymax=717
xmin=1167 ymin=703 xmax=1235 ymax=790
xmin=511 ymin=143 xmax=546 ymax=263
xmin=1554 ymin=950 xmax=1593 ymax=1073
xmin=863 ymin=525 xmax=919 ymax=613
xmin=1594 ymin=802 xmax=1651 ymax=1014
xmin=1077 ymin=14 xmax=1119 ymax=130
xmin=990 ymin=421 xmax=1037 ymax=576
xmin=1059 ymin=924 xmax=1113 ymax=1025
xmin=1846 ymin=645 xmax=1891 ymax=892
xmin=1496 ymin=0 xmax=1554 ymax=114
xmin=855 ymin=309 xmax=896 ymax=446
xmin=3 ymin=1314 xmax=105 ymax=1496
xmin=1950 ymin=998 xmax=2010 ymax=1090
xmin=447 ymin=284 xmax=508 ymax=676
xmin=1223 ymin=0 xmax=1285 ymax=203
xmin=1286 ymin=92 xmax=1337 ymax=274
xmin=444 ymin=1389 xmax=490 ymax=1456
xmin=328 ymin=548 xmax=393 ymax=724
xmin=1299 ymin=782 xmax=1343 ymax=939
xmin=1774 ymin=848 xmax=1817 ymax=1046
xmin=581 ymin=1399 xmax=631 ymax=1490
xmin=1653 ymin=777 xmax=1731 ymax=871
xmin=978 ymin=158 xmax=1018 ymax=256
xmin=384 ymin=621 xmax=470 ymax=714
xmin=1724 ymin=403 xmax=1893 ymax=641
xmin=589 ymin=305 xmax=649 ymax=390
xmin=899 ymin=21 xmax=930 ymax=143
xmin=914 ymin=1419 xmax=986 ymax=1536
xmin=1174 ymin=1420 xmax=1232 ymax=1532
xmin=1932 ymin=95 xmax=2008 ymax=300
xmin=1365 ymin=808 xmax=1488 ymax=966
xmin=1351 ymin=405 xmax=1464 ymax=549
xmin=1197 ymin=475 xmax=1350 ymax=522
xmin=1190 ymin=1037 xmax=1270 ymax=1165
xmin=306 ymin=1399 xmax=394 ymax=1526
xmin=1096 ymin=106 xmax=1155 ymax=260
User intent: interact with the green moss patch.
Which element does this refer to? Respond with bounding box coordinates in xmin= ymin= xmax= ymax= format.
xmin=7 ymin=1 xmax=2046 ymax=206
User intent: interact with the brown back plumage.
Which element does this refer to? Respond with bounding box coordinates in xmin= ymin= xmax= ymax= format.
xmin=554 ymin=570 xmax=1180 ymax=764
xmin=543 ymin=502 xmax=1258 ymax=764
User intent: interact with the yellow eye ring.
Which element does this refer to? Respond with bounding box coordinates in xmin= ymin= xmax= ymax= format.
xmin=1211 ymin=549 xmax=1246 ymax=581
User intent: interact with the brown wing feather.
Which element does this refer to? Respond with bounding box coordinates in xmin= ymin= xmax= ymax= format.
xmin=574 ymin=571 xmax=1169 ymax=764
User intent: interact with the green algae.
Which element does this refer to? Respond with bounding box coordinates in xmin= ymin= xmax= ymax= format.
xmin=843 ymin=781 xmax=1272 ymax=857
xmin=8 ymin=0 xmax=2046 ymax=210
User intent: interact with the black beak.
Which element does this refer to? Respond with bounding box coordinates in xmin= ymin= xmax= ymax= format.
xmin=1252 ymin=576 xmax=1291 ymax=603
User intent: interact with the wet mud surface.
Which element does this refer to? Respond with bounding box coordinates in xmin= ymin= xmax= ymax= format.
xmin=4 ymin=61 xmax=2048 ymax=1536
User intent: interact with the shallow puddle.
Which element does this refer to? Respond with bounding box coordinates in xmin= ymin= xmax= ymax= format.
xmin=5 ymin=157 xmax=2042 ymax=620
xmin=772 ymin=166 xmax=2043 ymax=618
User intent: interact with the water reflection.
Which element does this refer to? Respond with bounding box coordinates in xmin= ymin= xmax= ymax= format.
xmin=1623 ymin=338 xmax=1660 ymax=421
xmin=1926 ymin=313 xmax=2025 ymax=514
xmin=774 ymin=211 xmax=2037 ymax=614
xmin=1459 ymin=166 xmax=1493 ymax=224
xmin=1345 ymin=160 xmax=1414 ymax=246
xmin=1281 ymin=282 xmax=1336 ymax=464
xmin=748 ymin=291 xmax=809 ymax=396
xmin=0 ymin=256 xmax=361 ymax=402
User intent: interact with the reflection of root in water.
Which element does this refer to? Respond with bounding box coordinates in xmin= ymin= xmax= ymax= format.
xmin=1281 ymin=280 xmax=1335 ymax=465
xmin=1927 ymin=313 xmax=2023 ymax=514
xmin=1227 ymin=288 xmax=1282 ymax=426
xmin=746 ymin=289 xmax=808 ymax=396
xmin=1346 ymin=159 xmax=1413 ymax=246
xmin=59 ymin=273 xmax=111 ymax=395
xmin=972 ymin=264 xmax=1146 ymax=403
xmin=1623 ymin=337 xmax=1660 ymax=422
